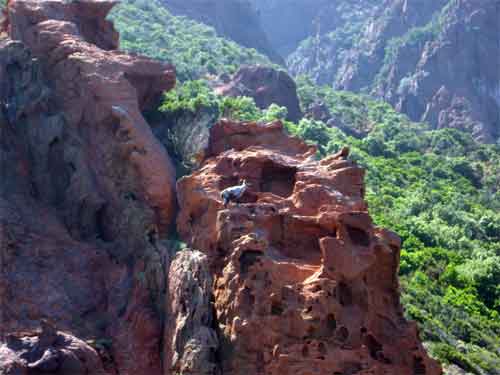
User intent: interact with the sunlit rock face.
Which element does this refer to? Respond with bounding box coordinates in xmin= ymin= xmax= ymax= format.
xmin=177 ymin=119 xmax=442 ymax=375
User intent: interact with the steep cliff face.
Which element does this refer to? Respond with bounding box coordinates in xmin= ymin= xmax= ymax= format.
xmin=161 ymin=0 xmax=284 ymax=65
xmin=176 ymin=119 xmax=441 ymax=375
xmin=0 ymin=0 xmax=176 ymax=373
xmin=286 ymin=0 xmax=500 ymax=142
xmin=250 ymin=0 xmax=378 ymax=57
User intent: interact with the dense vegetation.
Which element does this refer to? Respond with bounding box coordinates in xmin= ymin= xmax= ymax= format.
xmin=109 ymin=1 xmax=499 ymax=373
xmin=109 ymin=0 xmax=273 ymax=81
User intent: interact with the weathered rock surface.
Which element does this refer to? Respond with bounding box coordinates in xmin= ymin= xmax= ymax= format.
xmin=164 ymin=250 xmax=220 ymax=375
xmin=215 ymin=65 xmax=303 ymax=122
xmin=1 ymin=0 xmax=176 ymax=374
xmin=177 ymin=119 xmax=442 ymax=374
xmin=0 ymin=321 xmax=108 ymax=375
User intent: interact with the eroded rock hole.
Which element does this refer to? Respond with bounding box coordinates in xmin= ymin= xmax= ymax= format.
xmin=335 ymin=326 xmax=349 ymax=342
xmin=240 ymin=288 xmax=255 ymax=316
xmin=346 ymin=225 xmax=370 ymax=247
xmin=302 ymin=345 xmax=309 ymax=358
xmin=239 ymin=250 xmax=263 ymax=275
xmin=96 ymin=204 xmax=113 ymax=242
xmin=337 ymin=282 xmax=352 ymax=306
xmin=318 ymin=342 xmax=327 ymax=356
xmin=413 ymin=356 xmax=426 ymax=375
xmin=146 ymin=227 xmax=158 ymax=245
xmin=260 ymin=161 xmax=297 ymax=198
xmin=365 ymin=334 xmax=383 ymax=361
xmin=272 ymin=217 xmax=328 ymax=264
xmin=326 ymin=314 xmax=337 ymax=333
xmin=271 ymin=301 xmax=284 ymax=316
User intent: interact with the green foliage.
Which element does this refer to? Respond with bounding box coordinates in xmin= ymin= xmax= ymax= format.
xmin=160 ymin=80 xmax=219 ymax=115
xmin=160 ymin=80 xmax=292 ymax=126
xmin=109 ymin=0 xmax=273 ymax=81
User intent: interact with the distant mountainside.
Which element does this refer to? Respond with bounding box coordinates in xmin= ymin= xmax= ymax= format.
xmin=250 ymin=0 xmax=379 ymax=56
xmin=109 ymin=0 xmax=274 ymax=81
xmin=249 ymin=0 xmax=499 ymax=143
xmin=161 ymin=0 xmax=284 ymax=65
xmin=285 ymin=0 xmax=500 ymax=143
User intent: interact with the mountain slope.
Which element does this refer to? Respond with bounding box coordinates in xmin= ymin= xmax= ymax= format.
xmin=109 ymin=0 xmax=274 ymax=81
xmin=161 ymin=0 xmax=284 ymax=65
xmin=285 ymin=0 xmax=500 ymax=143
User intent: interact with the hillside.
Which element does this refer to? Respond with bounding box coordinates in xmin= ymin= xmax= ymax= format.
xmin=256 ymin=0 xmax=500 ymax=144
xmin=0 ymin=1 xmax=498 ymax=375
xmin=160 ymin=0 xmax=284 ymax=65
xmin=109 ymin=0 xmax=274 ymax=81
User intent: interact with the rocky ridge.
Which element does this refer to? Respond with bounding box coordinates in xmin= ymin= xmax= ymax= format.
xmin=1 ymin=0 xmax=441 ymax=374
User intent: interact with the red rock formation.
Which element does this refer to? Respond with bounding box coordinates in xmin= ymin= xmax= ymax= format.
xmin=215 ymin=65 xmax=303 ymax=122
xmin=177 ymin=119 xmax=442 ymax=374
xmin=1 ymin=1 xmax=176 ymax=374
xmin=4 ymin=0 xmax=177 ymax=229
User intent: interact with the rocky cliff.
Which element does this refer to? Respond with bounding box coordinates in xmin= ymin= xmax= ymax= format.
xmin=0 ymin=1 xmax=440 ymax=374
xmin=0 ymin=0 xmax=176 ymax=373
xmin=175 ymin=119 xmax=441 ymax=375
xmin=283 ymin=0 xmax=500 ymax=143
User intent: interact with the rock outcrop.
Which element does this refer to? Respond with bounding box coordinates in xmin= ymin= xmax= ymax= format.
xmin=164 ymin=250 xmax=220 ymax=375
xmin=215 ymin=65 xmax=303 ymax=122
xmin=176 ymin=119 xmax=442 ymax=374
xmin=1 ymin=0 xmax=176 ymax=373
